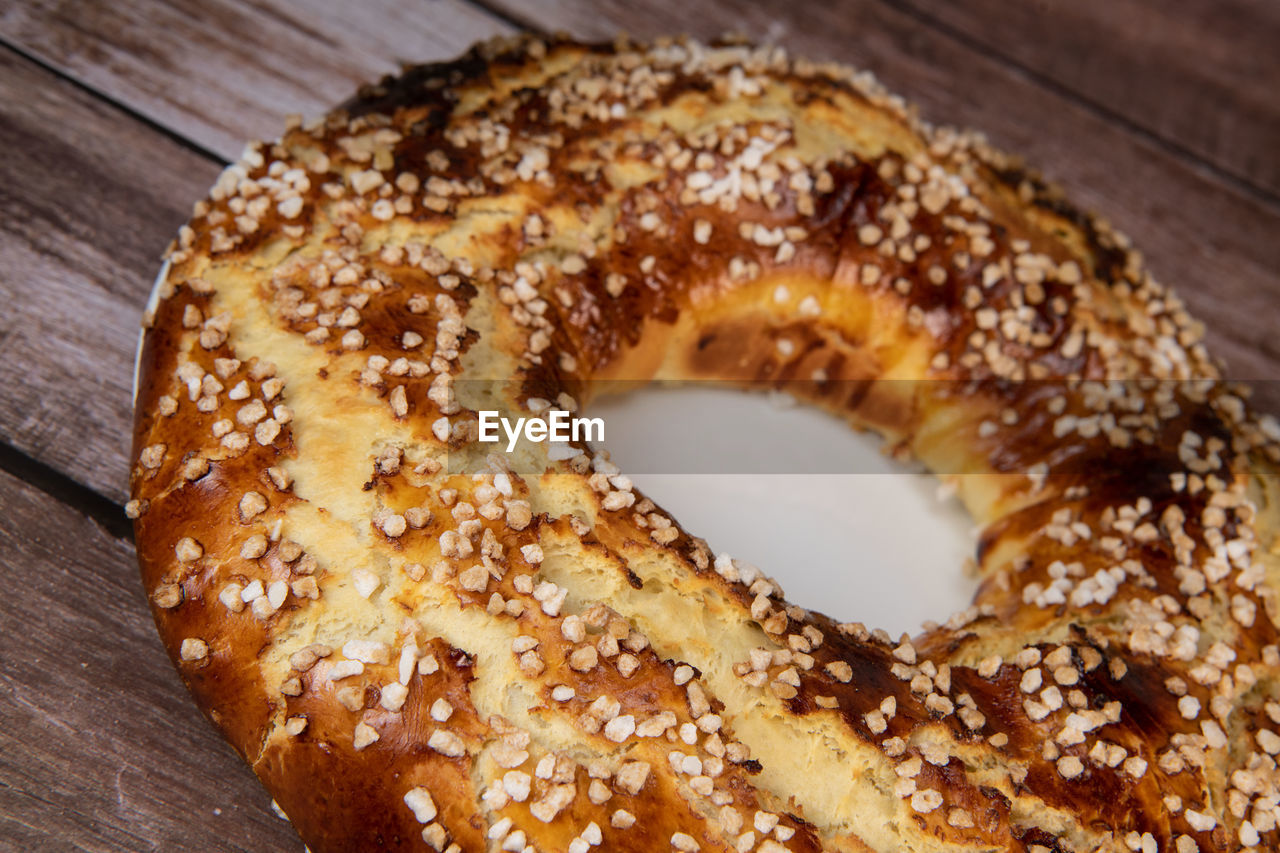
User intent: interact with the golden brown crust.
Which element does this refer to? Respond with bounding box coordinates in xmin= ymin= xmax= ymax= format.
xmin=130 ymin=34 xmax=1280 ymax=853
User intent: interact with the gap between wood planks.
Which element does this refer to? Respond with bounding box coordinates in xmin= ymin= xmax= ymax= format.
xmin=464 ymin=0 xmax=542 ymax=34
xmin=0 ymin=0 xmax=516 ymax=162
xmin=888 ymin=0 xmax=1280 ymax=202
xmin=0 ymin=440 xmax=134 ymax=543
xmin=0 ymin=467 xmax=301 ymax=852
xmin=0 ymin=44 xmax=223 ymax=540
xmin=883 ymin=0 xmax=1280 ymax=209
xmin=0 ymin=38 xmax=227 ymax=166
xmin=0 ymin=43 xmax=224 ymax=510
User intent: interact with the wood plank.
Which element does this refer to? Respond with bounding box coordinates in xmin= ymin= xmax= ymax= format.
xmin=481 ymin=0 xmax=1280 ymax=408
xmin=0 ymin=47 xmax=221 ymax=505
xmin=893 ymin=0 xmax=1280 ymax=199
xmin=0 ymin=468 xmax=301 ymax=851
xmin=0 ymin=0 xmax=513 ymax=161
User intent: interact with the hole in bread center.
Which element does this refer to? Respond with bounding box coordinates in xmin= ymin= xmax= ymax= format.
xmin=586 ymin=386 xmax=976 ymax=637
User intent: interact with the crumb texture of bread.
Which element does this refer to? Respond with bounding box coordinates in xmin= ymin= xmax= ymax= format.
xmin=129 ymin=34 xmax=1280 ymax=853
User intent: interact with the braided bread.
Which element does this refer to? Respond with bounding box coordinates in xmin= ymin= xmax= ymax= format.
xmin=129 ymin=35 xmax=1280 ymax=853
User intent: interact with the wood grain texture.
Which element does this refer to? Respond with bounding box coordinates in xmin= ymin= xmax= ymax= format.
xmin=486 ymin=0 xmax=1280 ymax=410
xmin=894 ymin=0 xmax=1280 ymax=199
xmin=0 ymin=468 xmax=302 ymax=852
xmin=0 ymin=0 xmax=512 ymax=161
xmin=0 ymin=47 xmax=221 ymax=505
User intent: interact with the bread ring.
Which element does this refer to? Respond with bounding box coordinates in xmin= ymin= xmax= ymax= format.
xmin=130 ymin=35 xmax=1280 ymax=853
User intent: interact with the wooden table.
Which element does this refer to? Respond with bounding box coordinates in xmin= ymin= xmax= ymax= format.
xmin=0 ymin=1 xmax=1276 ymax=849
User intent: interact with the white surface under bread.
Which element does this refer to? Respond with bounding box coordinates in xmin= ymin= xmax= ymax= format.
xmin=590 ymin=388 xmax=974 ymax=636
